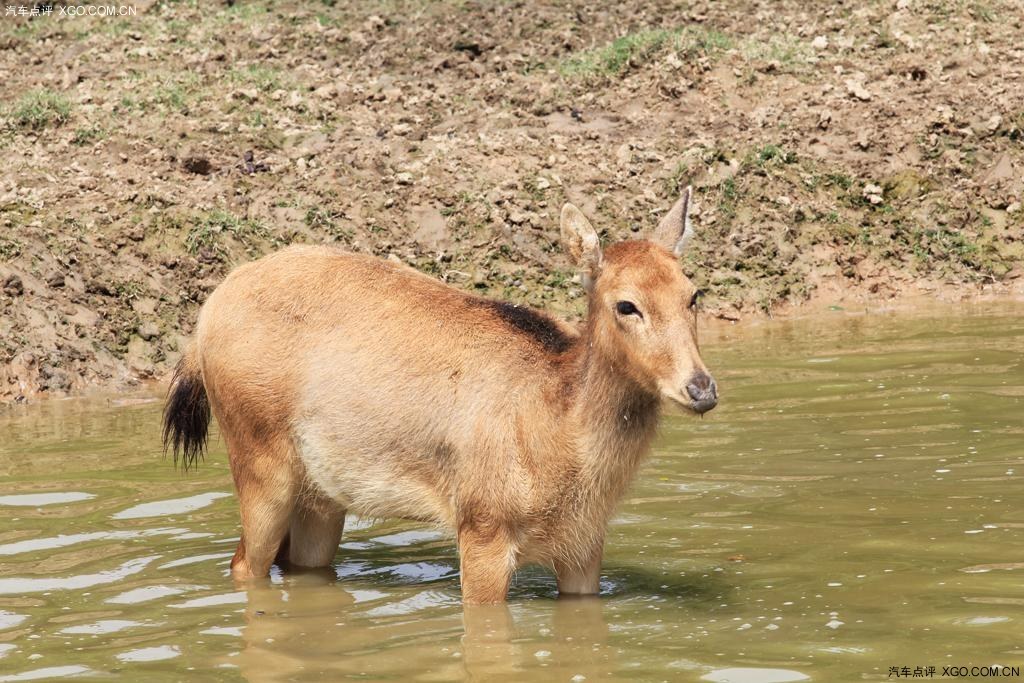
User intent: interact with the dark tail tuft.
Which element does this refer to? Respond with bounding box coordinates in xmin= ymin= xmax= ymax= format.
xmin=162 ymin=351 xmax=210 ymax=471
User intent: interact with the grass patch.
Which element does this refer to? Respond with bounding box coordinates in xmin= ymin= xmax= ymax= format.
xmin=752 ymin=144 xmax=797 ymax=167
xmin=113 ymin=279 xmax=145 ymax=302
xmin=823 ymin=172 xmax=854 ymax=190
xmin=0 ymin=237 xmax=23 ymax=261
xmin=565 ymin=29 xmax=673 ymax=77
xmin=718 ymin=177 xmax=740 ymax=219
xmin=218 ymin=2 xmax=271 ymax=23
xmin=8 ymin=90 xmax=72 ymax=130
xmin=247 ymin=110 xmax=266 ymax=128
xmin=115 ymin=95 xmax=145 ymax=115
xmin=72 ymin=124 xmax=106 ymax=146
xmin=663 ymin=160 xmax=696 ymax=197
xmin=970 ymin=1 xmax=996 ymax=22
xmin=561 ymin=26 xmax=732 ymax=79
xmin=740 ymin=35 xmax=815 ymax=69
xmin=150 ymin=73 xmax=203 ymax=114
xmin=186 ymin=210 xmax=273 ymax=257
xmin=228 ymin=65 xmax=286 ymax=91
xmin=686 ymin=28 xmax=733 ymax=56
xmin=305 ymin=206 xmax=353 ymax=242
xmin=164 ymin=19 xmax=192 ymax=43
xmin=912 ymin=226 xmax=980 ymax=267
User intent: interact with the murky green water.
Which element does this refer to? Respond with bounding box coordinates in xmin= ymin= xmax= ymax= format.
xmin=1 ymin=304 xmax=1022 ymax=682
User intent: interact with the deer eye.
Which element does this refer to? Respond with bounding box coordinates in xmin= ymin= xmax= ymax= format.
xmin=615 ymin=300 xmax=642 ymax=317
xmin=689 ymin=290 xmax=704 ymax=310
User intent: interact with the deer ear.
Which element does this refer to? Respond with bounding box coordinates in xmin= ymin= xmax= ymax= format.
xmin=560 ymin=203 xmax=603 ymax=287
xmin=653 ymin=186 xmax=695 ymax=256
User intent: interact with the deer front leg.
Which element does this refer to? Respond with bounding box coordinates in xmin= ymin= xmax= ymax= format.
xmin=458 ymin=521 xmax=516 ymax=604
xmin=555 ymin=540 xmax=603 ymax=596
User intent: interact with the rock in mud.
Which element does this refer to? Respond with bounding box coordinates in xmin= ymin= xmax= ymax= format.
xmin=85 ymin=279 xmax=114 ymax=296
xmin=39 ymin=365 xmax=72 ymax=392
xmin=3 ymin=274 xmax=24 ymax=296
xmin=863 ymin=184 xmax=885 ymax=205
xmin=240 ymin=150 xmax=270 ymax=175
xmin=183 ymin=156 xmax=214 ymax=175
xmin=845 ymin=79 xmax=872 ymax=101
xmin=137 ymin=322 xmax=160 ymax=341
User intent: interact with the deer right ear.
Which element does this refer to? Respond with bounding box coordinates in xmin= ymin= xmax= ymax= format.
xmin=653 ymin=186 xmax=695 ymax=256
xmin=560 ymin=203 xmax=603 ymax=288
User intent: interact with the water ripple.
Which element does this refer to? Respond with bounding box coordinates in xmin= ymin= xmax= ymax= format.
xmin=0 ymin=556 xmax=159 ymax=595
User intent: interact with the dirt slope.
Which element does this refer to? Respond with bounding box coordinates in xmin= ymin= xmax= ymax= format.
xmin=1 ymin=0 xmax=1022 ymax=402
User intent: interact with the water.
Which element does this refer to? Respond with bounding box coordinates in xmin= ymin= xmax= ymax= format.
xmin=1 ymin=303 xmax=1022 ymax=681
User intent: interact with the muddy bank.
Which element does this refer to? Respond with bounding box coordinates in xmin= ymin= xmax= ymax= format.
xmin=1 ymin=1 xmax=1022 ymax=402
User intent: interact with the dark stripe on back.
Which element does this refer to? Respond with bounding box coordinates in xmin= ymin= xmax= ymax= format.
xmin=470 ymin=299 xmax=574 ymax=354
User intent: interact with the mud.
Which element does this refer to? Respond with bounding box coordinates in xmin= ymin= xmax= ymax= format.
xmin=1 ymin=1 xmax=1022 ymax=401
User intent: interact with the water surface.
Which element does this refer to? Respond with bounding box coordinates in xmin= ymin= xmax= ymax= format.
xmin=1 ymin=303 xmax=1022 ymax=681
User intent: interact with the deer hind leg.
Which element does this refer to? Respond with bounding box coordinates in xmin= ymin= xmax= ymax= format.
xmin=285 ymin=488 xmax=346 ymax=568
xmin=228 ymin=434 xmax=299 ymax=579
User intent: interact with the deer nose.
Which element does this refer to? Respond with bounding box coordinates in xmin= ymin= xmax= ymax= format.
xmin=686 ymin=372 xmax=718 ymax=414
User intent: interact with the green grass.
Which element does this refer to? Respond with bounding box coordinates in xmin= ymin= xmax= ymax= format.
xmin=914 ymin=226 xmax=980 ymax=266
xmin=8 ymin=90 xmax=72 ymax=130
xmin=561 ymin=26 xmax=732 ymax=79
xmin=305 ymin=205 xmax=353 ymax=241
xmin=740 ymin=35 xmax=815 ymax=68
xmin=543 ymin=267 xmax=575 ymax=289
xmin=0 ymin=237 xmax=23 ymax=260
xmin=753 ymin=144 xmax=797 ymax=167
xmin=228 ymin=65 xmax=285 ymax=91
xmin=823 ymin=172 xmax=854 ymax=190
xmin=217 ymin=1 xmax=271 ymax=23
xmin=569 ymin=28 xmax=672 ymax=76
xmin=186 ymin=210 xmax=272 ymax=256
xmin=522 ymin=177 xmax=549 ymax=202
xmin=113 ymin=279 xmax=145 ymax=302
xmin=719 ymin=177 xmax=739 ymax=219
xmin=115 ymin=95 xmax=144 ymax=114
xmin=970 ymin=1 xmax=996 ymax=22
xmin=682 ymin=27 xmax=733 ymax=59
xmin=150 ymin=73 xmax=202 ymax=114
xmin=664 ymin=160 xmax=694 ymax=197
xmin=164 ymin=19 xmax=192 ymax=43
xmin=72 ymin=124 xmax=106 ymax=146
xmin=247 ymin=110 xmax=266 ymax=128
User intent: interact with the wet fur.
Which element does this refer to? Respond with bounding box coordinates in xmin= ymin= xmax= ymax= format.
xmin=162 ymin=354 xmax=210 ymax=471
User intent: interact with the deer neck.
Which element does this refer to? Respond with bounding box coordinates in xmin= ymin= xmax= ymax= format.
xmin=570 ymin=321 xmax=662 ymax=500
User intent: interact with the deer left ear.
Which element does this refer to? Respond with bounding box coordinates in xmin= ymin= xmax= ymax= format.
xmin=653 ymin=186 xmax=695 ymax=257
xmin=560 ymin=203 xmax=603 ymax=288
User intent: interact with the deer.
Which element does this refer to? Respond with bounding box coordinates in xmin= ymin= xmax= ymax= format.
xmin=162 ymin=187 xmax=718 ymax=604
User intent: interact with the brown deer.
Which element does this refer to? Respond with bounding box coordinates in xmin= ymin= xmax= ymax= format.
xmin=162 ymin=187 xmax=717 ymax=604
